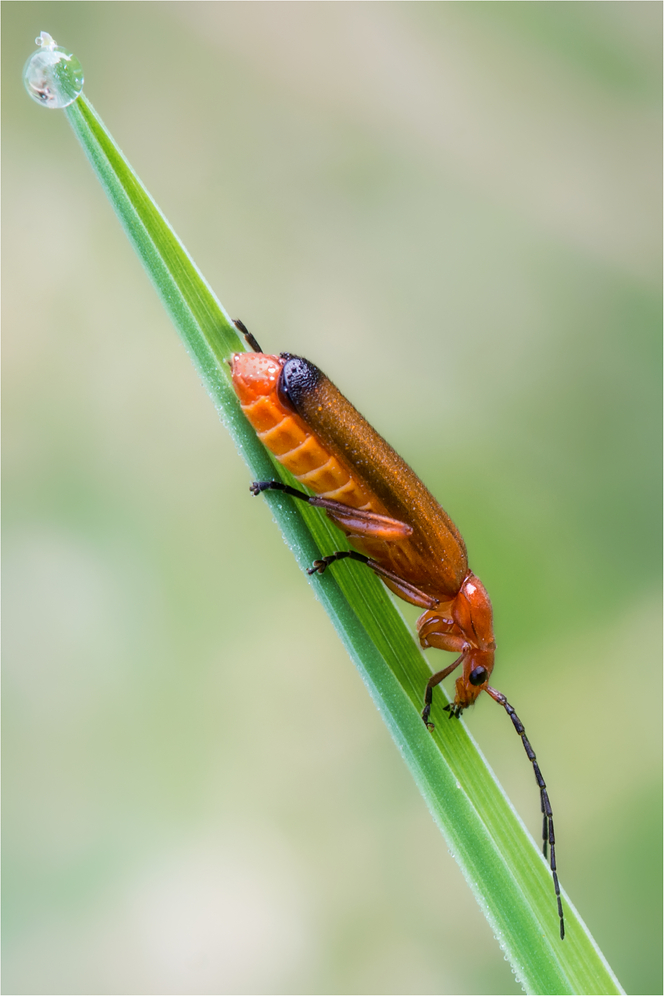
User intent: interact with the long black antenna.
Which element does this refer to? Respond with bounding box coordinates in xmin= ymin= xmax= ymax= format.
xmin=487 ymin=686 xmax=565 ymax=940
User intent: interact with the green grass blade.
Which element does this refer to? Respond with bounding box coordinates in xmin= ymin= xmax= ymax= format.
xmin=57 ymin=88 xmax=623 ymax=995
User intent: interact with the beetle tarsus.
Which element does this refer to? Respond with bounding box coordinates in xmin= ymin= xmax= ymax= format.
xmin=250 ymin=481 xmax=270 ymax=495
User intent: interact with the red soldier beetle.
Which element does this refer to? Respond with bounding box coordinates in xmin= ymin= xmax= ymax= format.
xmin=230 ymin=319 xmax=565 ymax=940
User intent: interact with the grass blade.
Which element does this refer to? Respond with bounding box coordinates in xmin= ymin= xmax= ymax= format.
xmin=58 ymin=87 xmax=623 ymax=995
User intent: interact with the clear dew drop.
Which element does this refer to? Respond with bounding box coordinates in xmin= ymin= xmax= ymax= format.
xmin=23 ymin=31 xmax=84 ymax=109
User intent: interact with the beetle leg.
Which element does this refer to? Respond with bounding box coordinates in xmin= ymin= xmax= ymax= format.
xmin=378 ymin=575 xmax=439 ymax=610
xmin=308 ymin=550 xmax=369 ymax=574
xmin=308 ymin=551 xmax=438 ymax=608
xmin=250 ymin=481 xmax=413 ymax=541
xmin=422 ymin=654 xmax=465 ymax=728
xmin=250 ymin=479 xmax=311 ymax=500
xmin=315 ymin=502 xmax=413 ymax=541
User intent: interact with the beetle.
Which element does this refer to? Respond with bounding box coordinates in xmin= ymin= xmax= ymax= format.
xmin=230 ymin=320 xmax=564 ymax=939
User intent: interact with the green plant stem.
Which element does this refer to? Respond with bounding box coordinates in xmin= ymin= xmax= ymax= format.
xmin=61 ymin=90 xmax=623 ymax=995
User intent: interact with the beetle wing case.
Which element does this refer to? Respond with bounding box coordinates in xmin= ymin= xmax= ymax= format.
xmin=275 ymin=354 xmax=469 ymax=600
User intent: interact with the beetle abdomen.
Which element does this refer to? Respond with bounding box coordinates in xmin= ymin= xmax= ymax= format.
xmin=231 ymin=352 xmax=374 ymax=507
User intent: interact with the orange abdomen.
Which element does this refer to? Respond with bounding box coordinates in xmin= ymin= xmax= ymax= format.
xmin=231 ymin=352 xmax=376 ymax=511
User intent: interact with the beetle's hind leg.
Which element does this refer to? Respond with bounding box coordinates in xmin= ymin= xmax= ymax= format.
xmin=250 ymin=480 xmax=311 ymax=500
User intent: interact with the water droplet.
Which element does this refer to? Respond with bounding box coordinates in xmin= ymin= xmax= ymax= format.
xmin=23 ymin=31 xmax=84 ymax=109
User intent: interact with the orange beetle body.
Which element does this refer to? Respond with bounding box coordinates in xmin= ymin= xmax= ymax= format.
xmin=231 ymin=349 xmax=495 ymax=716
xmin=230 ymin=332 xmax=564 ymax=939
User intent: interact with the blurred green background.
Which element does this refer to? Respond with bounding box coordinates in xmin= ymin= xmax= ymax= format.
xmin=3 ymin=3 xmax=661 ymax=994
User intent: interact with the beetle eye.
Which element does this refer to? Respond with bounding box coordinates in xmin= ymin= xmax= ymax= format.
xmin=469 ymin=665 xmax=488 ymax=686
